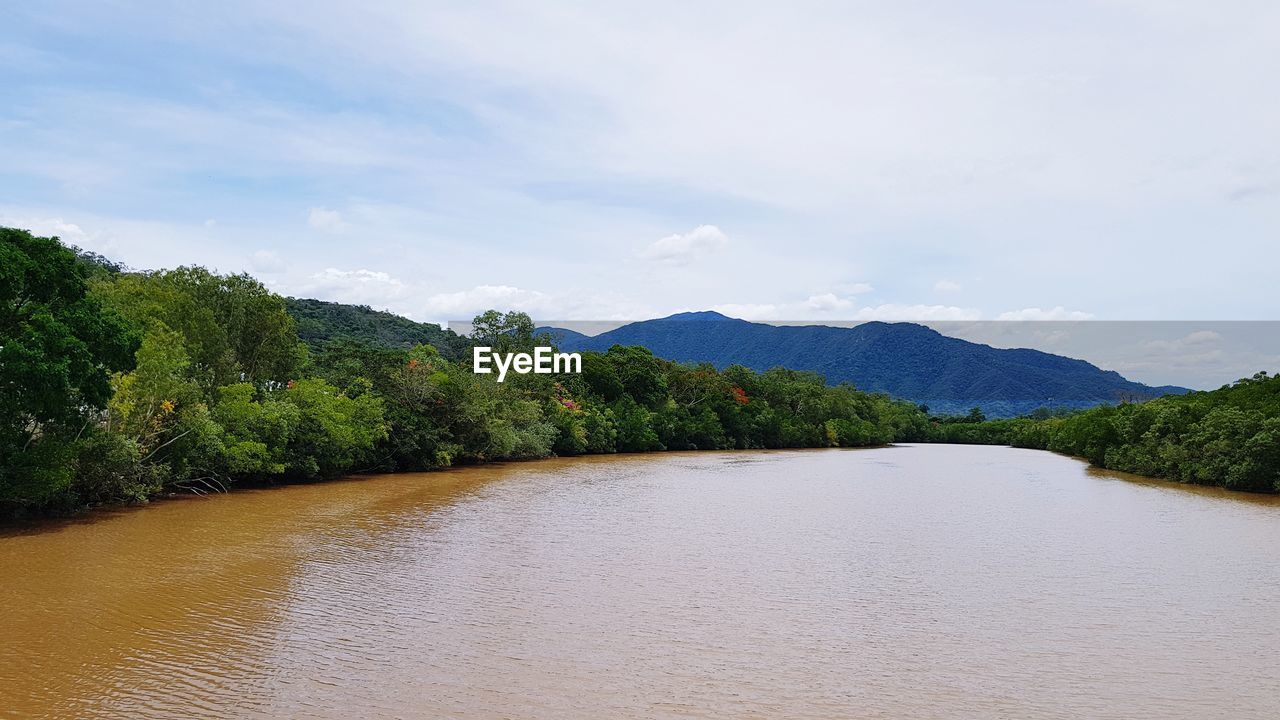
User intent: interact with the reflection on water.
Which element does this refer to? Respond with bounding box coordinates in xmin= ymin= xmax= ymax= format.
xmin=2 ymin=445 xmax=1279 ymax=719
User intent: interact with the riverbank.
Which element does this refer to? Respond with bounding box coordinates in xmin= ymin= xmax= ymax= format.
xmin=6 ymin=438 xmax=1277 ymax=534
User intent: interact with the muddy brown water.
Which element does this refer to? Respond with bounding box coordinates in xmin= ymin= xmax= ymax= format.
xmin=2 ymin=444 xmax=1279 ymax=719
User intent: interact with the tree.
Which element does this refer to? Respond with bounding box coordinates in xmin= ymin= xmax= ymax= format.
xmin=470 ymin=310 xmax=538 ymax=355
xmin=279 ymin=378 xmax=388 ymax=479
xmin=1 ymin=228 xmax=136 ymax=509
xmin=94 ymin=267 xmax=302 ymax=389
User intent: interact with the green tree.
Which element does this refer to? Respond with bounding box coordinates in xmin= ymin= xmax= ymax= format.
xmin=470 ymin=310 xmax=539 ymax=355
xmin=279 ymin=378 xmax=388 ymax=479
xmin=94 ymin=267 xmax=302 ymax=389
xmin=1 ymin=228 xmax=136 ymax=510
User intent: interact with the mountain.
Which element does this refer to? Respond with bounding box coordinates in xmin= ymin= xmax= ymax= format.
xmin=539 ymin=312 xmax=1187 ymax=417
xmin=285 ymin=297 xmax=472 ymax=361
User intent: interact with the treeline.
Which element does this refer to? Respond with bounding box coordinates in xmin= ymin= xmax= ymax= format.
xmin=929 ymin=374 xmax=1280 ymax=493
xmin=1 ymin=228 xmax=929 ymax=516
xmin=4 ymin=227 xmax=1277 ymax=517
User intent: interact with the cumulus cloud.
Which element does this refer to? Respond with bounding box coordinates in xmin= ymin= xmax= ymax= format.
xmin=1 ymin=214 xmax=87 ymax=242
xmin=640 ymin=225 xmax=728 ymax=264
xmin=293 ymin=267 xmax=408 ymax=308
xmin=0 ymin=213 xmax=123 ymax=258
xmin=307 ymin=207 xmax=347 ymax=233
xmin=419 ymin=285 xmax=553 ymax=319
xmin=996 ymin=307 xmax=1095 ymax=321
xmin=934 ymin=280 xmax=962 ymax=293
xmin=802 ymin=293 xmax=855 ymax=313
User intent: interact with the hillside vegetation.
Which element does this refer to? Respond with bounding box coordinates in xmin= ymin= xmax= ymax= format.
xmin=2 ymin=227 xmax=1276 ymax=518
xmin=285 ymin=297 xmax=472 ymax=360
xmin=2 ymin=229 xmax=931 ymax=516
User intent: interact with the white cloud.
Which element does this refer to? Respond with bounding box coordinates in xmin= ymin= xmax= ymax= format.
xmin=802 ymin=293 xmax=855 ymax=313
xmin=853 ymin=304 xmax=982 ymax=321
xmin=996 ymin=306 xmax=1095 ymax=321
xmin=1 ymin=214 xmax=87 ymax=243
xmin=934 ymin=280 xmax=962 ymax=293
xmin=640 ymin=224 xmax=728 ymax=264
xmin=712 ymin=298 xmax=980 ymax=322
xmin=293 ymin=267 xmax=408 ymax=308
xmin=250 ymin=250 xmax=285 ymax=273
xmin=0 ymin=213 xmax=123 ymax=257
xmin=307 ymin=207 xmax=347 ymax=233
xmin=5 ymin=4 xmax=1276 ymax=322
xmin=710 ymin=303 xmax=781 ymax=320
xmin=420 ymin=284 xmax=552 ymax=319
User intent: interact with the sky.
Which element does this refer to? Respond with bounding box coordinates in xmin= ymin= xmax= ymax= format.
xmin=3 ymin=1 xmax=1278 ymax=333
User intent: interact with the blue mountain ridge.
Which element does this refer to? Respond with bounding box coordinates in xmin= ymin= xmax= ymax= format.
xmin=538 ymin=311 xmax=1188 ymax=418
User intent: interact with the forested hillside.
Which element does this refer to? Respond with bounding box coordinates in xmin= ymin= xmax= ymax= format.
xmin=285 ymin=297 xmax=472 ymax=360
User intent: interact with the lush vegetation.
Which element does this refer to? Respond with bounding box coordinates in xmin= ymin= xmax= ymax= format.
xmin=2 ymin=229 xmax=934 ymax=516
xmin=929 ymin=375 xmax=1280 ymax=493
xmin=286 ymin=296 xmax=471 ymax=360
xmin=3 ymin=228 xmax=1276 ymax=517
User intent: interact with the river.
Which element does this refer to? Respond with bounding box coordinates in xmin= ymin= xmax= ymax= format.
xmin=2 ymin=444 xmax=1279 ymax=719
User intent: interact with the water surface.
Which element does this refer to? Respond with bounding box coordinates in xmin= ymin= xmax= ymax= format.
xmin=3 ymin=445 xmax=1279 ymax=719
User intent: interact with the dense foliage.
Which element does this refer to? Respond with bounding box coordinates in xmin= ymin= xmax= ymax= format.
xmin=928 ymin=374 xmax=1280 ymax=493
xmin=1 ymin=229 xmax=136 ymax=509
xmin=2 ymin=230 xmax=933 ymax=516
xmin=286 ymin=297 xmax=471 ymax=360
xmin=3 ymin=229 xmax=1277 ymax=516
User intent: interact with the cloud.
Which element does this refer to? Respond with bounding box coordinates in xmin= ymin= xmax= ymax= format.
xmin=996 ymin=307 xmax=1095 ymax=321
xmin=710 ymin=303 xmax=781 ymax=321
xmin=934 ymin=280 xmax=962 ymax=293
xmin=802 ymin=293 xmax=855 ymax=313
xmin=294 ymin=267 xmax=408 ymax=308
xmin=420 ymin=284 xmax=552 ymax=319
xmin=307 ymin=207 xmax=347 ymax=233
xmin=1144 ymin=330 xmax=1223 ymax=352
xmin=711 ymin=299 xmax=980 ymax=322
xmin=5 ymin=3 xmax=1276 ymax=322
xmin=640 ymin=224 xmax=728 ymax=264
xmin=853 ymin=304 xmax=982 ymax=321
xmin=1 ymin=214 xmax=87 ymax=243
xmin=249 ymin=249 xmax=285 ymax=273
xmin=0 ymin=213 xmax=122 ymax=257
xmin=709 ymin=291 xmax=861 ymax=320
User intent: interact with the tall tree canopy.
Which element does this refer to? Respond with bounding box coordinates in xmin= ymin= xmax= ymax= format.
xmin=1 ymin=228 xmax=135 ymax=506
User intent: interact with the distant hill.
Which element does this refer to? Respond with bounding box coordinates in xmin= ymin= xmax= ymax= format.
xmin=285 ymin=297 xmax=472 ymax=361
xmin=540 ymin=311 xmax=1187 ymax=417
